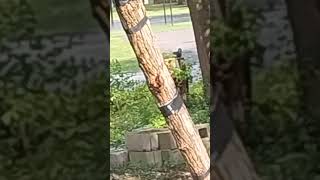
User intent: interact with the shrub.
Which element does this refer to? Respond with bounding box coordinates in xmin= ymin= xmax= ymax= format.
xmin=110 ymin=60 xmax=209 ymax=147
xmin=0 ymin=0 xmax=37 ymax=42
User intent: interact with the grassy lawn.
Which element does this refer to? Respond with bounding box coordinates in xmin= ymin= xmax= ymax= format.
xmin=29 ymin=0 xmax=189 ymax=34
xmin=111 ymin=4 xmax=189 ymax=21
xmin=29 ymin=0 xmax=99 ymax=34
xmin=111 ymin=21 xmax=192 ymax=73
xmin=29 ymin=0 xmax=192 ymax=73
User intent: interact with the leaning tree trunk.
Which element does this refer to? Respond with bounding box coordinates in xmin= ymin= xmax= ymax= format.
xmin=221 ymin=55 xmax=252 ymax=138
xmin=114 ymin=0 xmax=212 ymax=179
xmin=210 ymin=82 xmax=260 ymax=180
xmin=210 ymin=0 xmax=260 ymax=179
xmin=285 ymin=0 xmax=320 ymax=121
xmin=186 ymin=0 xmax=211 ymax=99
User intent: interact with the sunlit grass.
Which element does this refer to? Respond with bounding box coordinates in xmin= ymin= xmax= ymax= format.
xmin=111 ymin=21 xmax=192 ymax=73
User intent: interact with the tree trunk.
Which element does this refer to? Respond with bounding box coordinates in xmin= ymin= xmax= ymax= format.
xmin=89 ymin=0 xmax=110 ymax=40
xmin=210 ymin=90 xmax=260 ymax=180
xmin=114 ymin=1 xmax=212 ymax=179
xmin=186 ymin=0 xmax=211 ymax=99
xmin=285 ymin=0 xmax=320 ymax=120
xmin=221 ymin=55 xmax=252 ymax=137
xmin=214 ymin=132 xmax=261 ymax=180
xmin=210 ymin=0 xmax=260 ymax=179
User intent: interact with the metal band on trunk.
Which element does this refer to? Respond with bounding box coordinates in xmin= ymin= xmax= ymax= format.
xmin=115 ymin=0 xmax=129 ymax=6
xmin=159 ymin=92 xmax=184 ymax=117
xmin=125 ymin=15 xmax=149 ymax=34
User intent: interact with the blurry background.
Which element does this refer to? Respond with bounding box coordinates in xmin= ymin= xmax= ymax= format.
xmin=0 ymin=0 xmax=107 ymax=179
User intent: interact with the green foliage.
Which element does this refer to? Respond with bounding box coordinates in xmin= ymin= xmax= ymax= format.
xmin=186 ymin=81 xmax=209 ymax=124
xmin=211 ymin=0 xmax=264 ymax=62
xmin=172 ymin=63 xmax=192 ymax=81
xmin=0 ymin=0 xmax=37 ymax=41
xmin=150 ymin=115 xmax=166 ymax=128
xmin=251 ymin=59 xmax=299 ymax=134
xmin=110 ymin=61 xmax=209 ymax=146
xmin=246 ymin=59 xmax=320 ymax=180
xmin=0 ymin=76 xmax=106 ymax=180
xmin=209 ymin=1 xmax=320 ymax=178
xmin=0 ymin=37 xmax=106 ymax=179
xmin=0 ymin=1 xmax=107 ymax=179
xmin=110 ymin=60 xmax=162 ymax=146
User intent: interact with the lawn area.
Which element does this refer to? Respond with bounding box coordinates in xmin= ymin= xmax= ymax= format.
xmin=28 ymin=0 xmax=189 ymax=34
xmin=111 ymin=4 xmax=189 ymax=21
xmin=29 ymin=0 xmax=192 ymax=72
xmin=111 ymin=21 xmax=193 ymax=73
xmin=29 ymin=0 xmax=99 ymax=34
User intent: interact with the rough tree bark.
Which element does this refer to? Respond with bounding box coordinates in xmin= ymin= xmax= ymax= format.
xmin=210 ymin=82 xmax=260 ymax=180
xmin=186 ymin=0 xmax=211 ymax=99
xmin=114 ymin=0 xmax=212 ymax=179
xmin=285 ymin=0 xmax=320 ymax=121
xmin=210 ymin=0 xmax=260 ymax=179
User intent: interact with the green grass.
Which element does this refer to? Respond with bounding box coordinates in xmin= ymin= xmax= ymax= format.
xmin=29 ymin=0 xmax=189 ymax=34
xmin=29 ymin=0 xmax=192 ymax=72
xmin=29 ymin=0 xmax=99 ymax=34
xmin=111 ymin=31 xmax=139 ymax=72
xmin=111 ymin=4 xmax=189 ymax=21
xmin=111 ymin=21 xmax=192 ymax=73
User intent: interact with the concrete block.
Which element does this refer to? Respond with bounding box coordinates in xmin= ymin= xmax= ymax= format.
xmin=202 ymin=137 xmax=210 ymax=155
xmin=129 ymin=151 xmax=162 ymax=166
xmin=161 ymin=149 xmax=184 ymax=164
xmin=158 ymin=131 xmax=177 ymax=150
xmin=110 ymin=150 xmax=128 ymax=168
xmin=125 ymin=132 xmax=159 ymax=151
xmin=153 ymin=150 xmax=162 ymax=165
xmin=196 ymin=123 xmax=210 ymax=138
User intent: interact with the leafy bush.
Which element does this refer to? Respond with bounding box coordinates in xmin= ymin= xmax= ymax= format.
xmin=110 ymin=60 xmax=162 ymax=146
xmin=0 ymin=74 xmax=106 ymax=180
xmin=0 ymin=1 xmax=108 ymax=179
xmin=0 ymin=7 xmax=106 ymax=177
xmin=211 ymin=0 xmax=264 ymax=62
xmin=0 ymin=0 xmax=37 ymax=42
xmin=250 ymin=59 xmax=299 ymax=135
xmin=246 ymin=59 xmax=320 ymax=180
xmin=172 ymin=63 xmax=192 ymax=82
xmin=186 ymin=81 xmax=209 ymax=124
xmin=110 ymin=60 xmax=209 ymax=147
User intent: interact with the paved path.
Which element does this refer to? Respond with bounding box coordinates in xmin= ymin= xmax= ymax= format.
xmin=2 ymin=0 xmax=297 ymax=84
xmin=5 ymin=24 xmax=200 ymax=83
xmin=111 ymin=14 xmax=191 ymax=30
xmin=125 ymin=28 xmax=202 ymax=82
xmin=110 ymin=13 xmax=201 ymax=82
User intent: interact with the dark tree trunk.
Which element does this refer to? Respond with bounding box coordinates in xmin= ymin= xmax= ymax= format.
xmin=186 ymin=0 xmax=211 ymax=99
xmin=210 ymin=0 xmax=260 ymax=179
xmin=285 ymin=0 xmax=320 ymax=120
xmin=210 ymin=71 xmax=259 ymax=180
xmin=114 ymin=0 xmax=212 ymax=179
xmin=89 ymin=0 xmax=110 ymax=40
xmin=222 ymin=54 xmax=252 ymax=137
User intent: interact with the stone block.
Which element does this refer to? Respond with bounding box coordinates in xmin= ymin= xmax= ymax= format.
xmin=196 ymin=123 xmax=210 ymax=138
xmin=110 ymin=150 xmax=128 ymax=168
xmin=158 ymin=131 xmax=177 ymax=150
xmin=202 ymin=137 xmax=210 ymax=155
xmin=129 ymin=151 xmax=162 ymax=166
xmin=125 ymin=131 xmax=159 ymax=151
xmin=161 ymin=149 xmax=184 ymax=164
